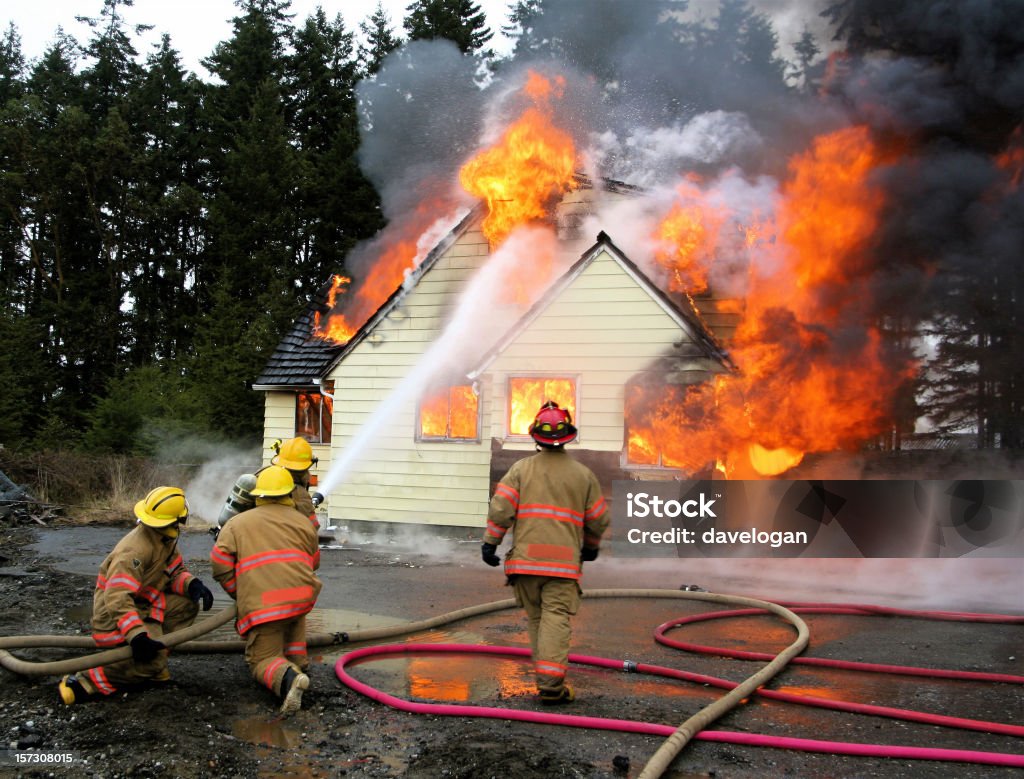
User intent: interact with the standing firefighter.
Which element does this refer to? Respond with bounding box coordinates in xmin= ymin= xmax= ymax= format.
xmin=481 ymin=401 xmax=609 ymax=704
xmin=210 ymin=466 xmax=322 ymax=715
xmin=58 ymin=487 xmax=215 ymax=704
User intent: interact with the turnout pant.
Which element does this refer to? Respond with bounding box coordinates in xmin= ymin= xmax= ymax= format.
xmin=82 ymin=593 xmax=199 ymax=695
xmin=512 ymin=575 xmax=581 ymax=694
xmin=244 ymin=615 xmax=309 ymax=697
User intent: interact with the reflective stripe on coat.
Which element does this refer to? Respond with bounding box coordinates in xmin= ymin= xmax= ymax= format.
xmin=91 ymin=524 xmax=196 ymax=646
xmin=210 ymin=502 xmax=322 ymax=636
xmin=483 ymin=449 xmax=610 ymax=580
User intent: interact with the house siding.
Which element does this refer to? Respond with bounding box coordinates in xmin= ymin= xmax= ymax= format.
xmin=321 ymin=238 xmax=722 ymax=529
xmin=261 ymin=391 xmax=333 ymax=487
xmin=484 ymin=247 xmax=720 ymax=452
xmin=325 ymin=227 xmax=494 ymax=528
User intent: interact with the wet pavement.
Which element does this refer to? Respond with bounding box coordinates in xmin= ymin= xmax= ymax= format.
xmin=6 ymin=523 xmax=1024 ymax=777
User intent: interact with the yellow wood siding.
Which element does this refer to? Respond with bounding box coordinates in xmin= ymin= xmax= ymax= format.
xmin=325 ymin=229 xmax=495 ymax=527
xmin=485 ymin=247 xmax=719 ymax=451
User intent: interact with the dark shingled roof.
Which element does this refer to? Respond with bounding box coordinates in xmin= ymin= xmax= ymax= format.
xmin=253 ymin=279 xmax=344 ymax=388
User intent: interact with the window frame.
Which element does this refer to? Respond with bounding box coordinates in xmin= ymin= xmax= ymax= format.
xmin=415 ymin=381 xmax=482 ymax=444
xmin=295 ymin=388 xmax=333 ymax=444
xmin=504 ymin=374 xmax=580 ymax=442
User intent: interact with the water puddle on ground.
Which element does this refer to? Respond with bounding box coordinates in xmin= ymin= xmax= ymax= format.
xmin=64 ymin=604 xmax=92 ymax=622
xmin=306 ymin=607 xmax=412 ymax=635
xmin=231 ymin=714 xmax=302 ymax=749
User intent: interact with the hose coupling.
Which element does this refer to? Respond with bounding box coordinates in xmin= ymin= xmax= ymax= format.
xmin=333 ymin=631 xmax=350 ymax=645
xmin=623 ymin=660 xmax=638 ymax=673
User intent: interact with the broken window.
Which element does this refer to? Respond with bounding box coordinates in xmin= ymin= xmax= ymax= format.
xmin=296 ymin=390 xmax=333 ymax=444
xmin=624 ymin=382 xmax=704 ymax=470
xmin=507 ymin=377 xmax=577 ymax=436
xmin=418 ymin=383 xmax=479 ymax=441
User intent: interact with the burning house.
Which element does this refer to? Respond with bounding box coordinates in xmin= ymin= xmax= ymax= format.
xmin=253 ymin=175 xmax=737 ymax=528
xmin=251 ymin=61 xmax=937 ymax=530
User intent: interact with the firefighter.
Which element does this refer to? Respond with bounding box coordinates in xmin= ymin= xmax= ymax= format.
xmin=58 ymin=487 xmax=215 ymax=704
xmin=480 ymin=401 xmax=610 ymax=704
xmin=270 ymin=437 xmax=323 ymax=521
xmin=210 ymin=465 xmax=322 ymax=716
xmin=216 ymin=437 xmax=323 ymax=534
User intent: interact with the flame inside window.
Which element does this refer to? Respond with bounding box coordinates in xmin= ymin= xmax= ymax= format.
xmin=419 ymin=384 xmax=479 ymax=440
xmin=624 ymin=383 xmax=701 ymax=470
xmin=296 ymin=391 xmax=332 ymax=444
xmin=508 ymin=378 xmax=576 ymax=436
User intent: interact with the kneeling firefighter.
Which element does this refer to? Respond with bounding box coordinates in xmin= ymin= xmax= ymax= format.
xmin=210 ymin=466 xmax=323 ymax=715
xmin=216 ymin=437 xmax=324 ymax=533
xmin=58 ymin=487 xmax=215 ymax=704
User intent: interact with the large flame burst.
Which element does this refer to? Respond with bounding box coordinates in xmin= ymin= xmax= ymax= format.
xmin=459 ymin=71 xmax=577 ymax=247
xmin=314 ymin=71 xmax=577 ymax=344
xmin=635 ymin=125 xmax=915 ymax=476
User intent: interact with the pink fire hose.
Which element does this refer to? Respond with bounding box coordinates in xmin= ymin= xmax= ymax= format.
xmin=333 ymin=596 xmax=1024 ymax=777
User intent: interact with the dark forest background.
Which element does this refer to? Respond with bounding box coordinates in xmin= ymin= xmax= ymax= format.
xmin=0 ymin=0 xmax=1021 ymax=474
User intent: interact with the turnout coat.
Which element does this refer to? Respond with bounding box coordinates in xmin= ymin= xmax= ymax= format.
xmin=91 ymin=524 xmax=198 ymax=647
xmin=210 ymin=502 xmax=322 ymax=635
xmin=483 ymin=448 xmax=610 ymax=580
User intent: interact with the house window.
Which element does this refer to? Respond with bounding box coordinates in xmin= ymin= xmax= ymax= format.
xmin=418 ymin=383 xmax=479 ymax=441
xmin=296 ymin=391 xmax=332 ymax=444
xmin=508 ymin=377 xmax=577 ymax=436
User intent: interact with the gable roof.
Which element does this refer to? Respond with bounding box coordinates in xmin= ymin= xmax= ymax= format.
xmin=254 ymin=176 xmax=731 ymax=390
xmin=467 ymin=231 xmax=733 ymax=379
xmin=252 ymin=279 xmax=345 ymax=389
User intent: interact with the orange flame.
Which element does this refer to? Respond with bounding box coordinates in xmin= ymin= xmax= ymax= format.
xmin=995 ymin=125 xmax=1024 ymax=189
xmin=633 ymin=126 xmax=913 ymax=475
xmin=508 ymin=378 xmax=576 ymax=436
xmin=654 ymin=177 xmax=724 ymax=295
xmin=312 ymin=197 xmax=453 ymax=344
xmin=458 ymin=71 xmax=577 ymax=248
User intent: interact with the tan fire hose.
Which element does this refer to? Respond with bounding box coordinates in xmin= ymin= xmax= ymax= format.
xmin=0 ymin=589 xmax=808 ymax=779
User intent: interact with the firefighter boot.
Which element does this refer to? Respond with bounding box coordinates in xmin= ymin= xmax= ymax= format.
xmin=58 ymin=674 xmax=98 ymax=705
xmin=279 ymin=668 xmax=309 ymax=716
xmin=539 ymin=683 xmax=575 ymax=706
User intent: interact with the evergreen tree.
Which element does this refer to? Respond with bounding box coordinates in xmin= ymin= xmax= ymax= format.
xmin=789 ymin=26 xmax=823 ymax=93
xmin=126 ymin=35 xmax=207 ymax=366
xmin=358 ymin=1 xmax=403 ymax=76
xmin=0 ymin=23 xmax=25 ymax=105
xmin=200 ymin=0 xmax=301 ymax=437
xmin=289 ymin=9 xmax=384 ymax=290
xmin=404 ymin=0 xmax=493 ymax=55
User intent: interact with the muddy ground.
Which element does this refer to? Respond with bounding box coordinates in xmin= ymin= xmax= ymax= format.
xmin=0 ymin=519 xmax=1022 ymax=779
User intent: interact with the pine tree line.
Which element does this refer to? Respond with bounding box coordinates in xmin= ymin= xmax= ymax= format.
xmin=0 ymin=0 xmax=1019 ymax=457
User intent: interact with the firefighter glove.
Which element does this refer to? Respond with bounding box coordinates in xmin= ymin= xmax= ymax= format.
xmin=188 ymin=578 xmax=215 ymax=611
xmin=481 ymin=543 xmax=501 ymax=567
xmin=581 ymin=546 xmax=599 ymax=562
xmin=311 ymin=491 xmax=325 ymax=508
xmin=130 ymin=632 xmax=166 ymax=663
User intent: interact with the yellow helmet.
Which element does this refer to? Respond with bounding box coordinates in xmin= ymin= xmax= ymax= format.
xmin=135 ymin=486 xmax=189 ymax=528
xmin=271 ymin=437 xmax=316 ymax=471
xmin=251 ymin=466 xmax=295 ymax=498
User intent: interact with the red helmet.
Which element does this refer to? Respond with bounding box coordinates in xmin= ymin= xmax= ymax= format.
xmin=529 ymin=401 xmax=577 ymax=446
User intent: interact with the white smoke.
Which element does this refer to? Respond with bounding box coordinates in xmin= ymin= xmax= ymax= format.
xmin=590 ymin=111 xmax=765 ymax=188
xmin=184 ymin=446 xmax=262 ymax=527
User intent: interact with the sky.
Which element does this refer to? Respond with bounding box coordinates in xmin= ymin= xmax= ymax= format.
xmin=3 ymin=0 xmax=515 ymax=76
